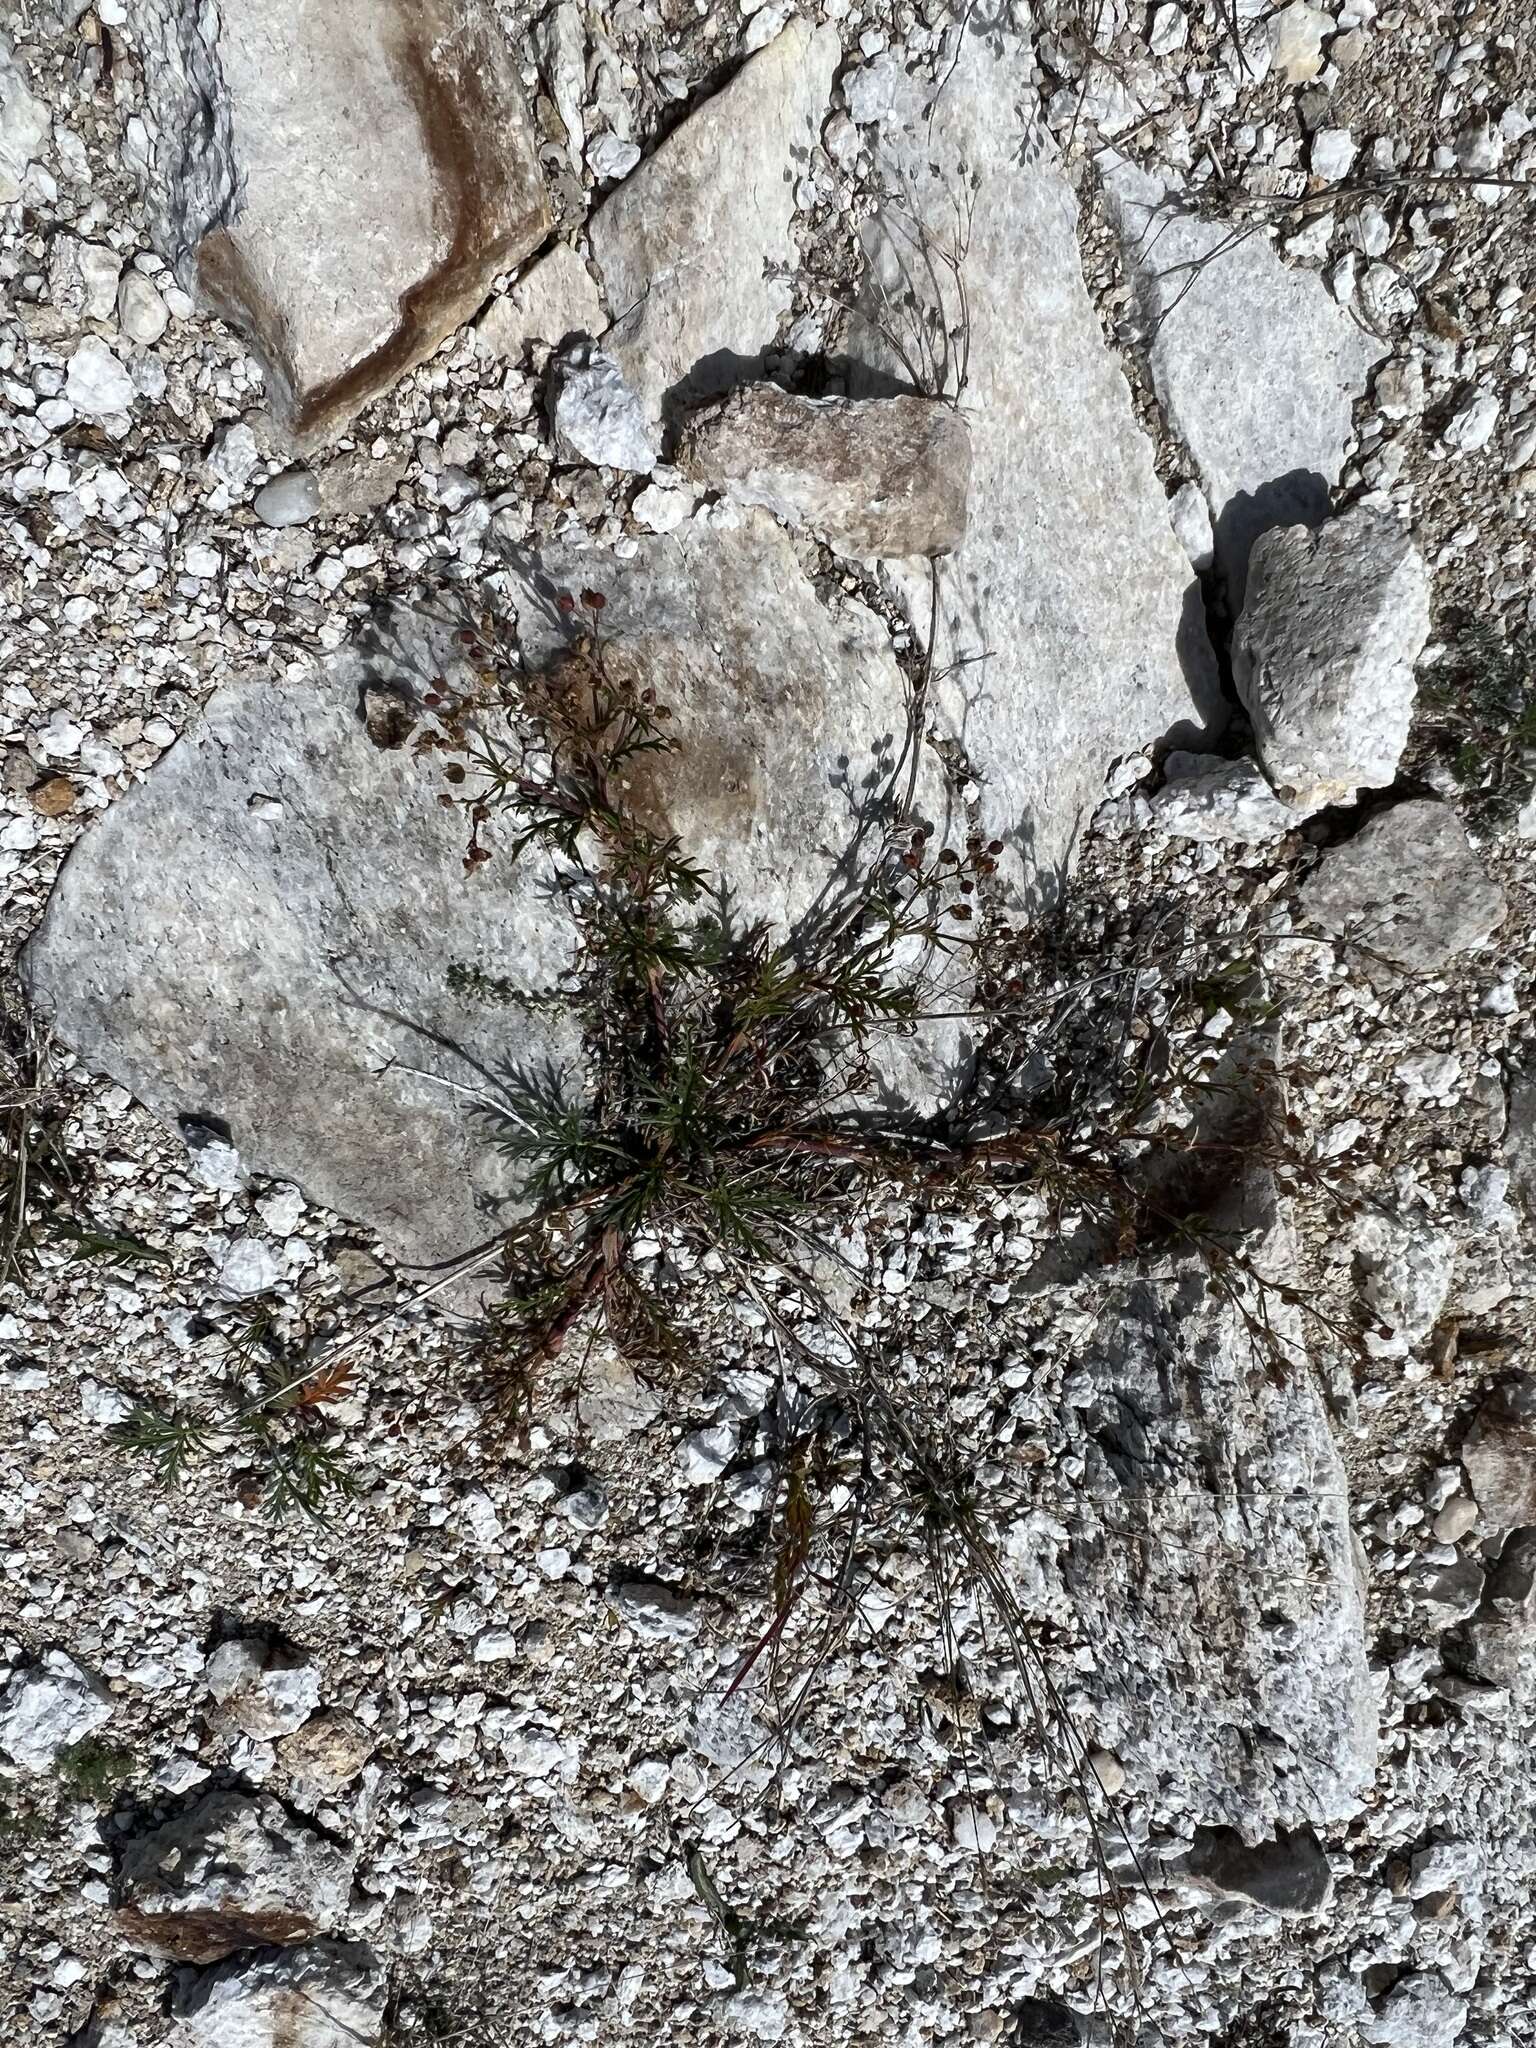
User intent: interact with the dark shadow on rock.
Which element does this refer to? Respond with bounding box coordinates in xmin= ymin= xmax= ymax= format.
xmin=1216 ymin=466 xmax=1330 ymax=609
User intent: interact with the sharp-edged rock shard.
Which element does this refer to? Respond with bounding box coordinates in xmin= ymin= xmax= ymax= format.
xmin=853 ymin=20 xmax=1220 ymax=912
xmin=130 ymin=0 xmax=550 ymax=446
xmin=23 ymin=611 xmax=581 ymax=1271
xmin=1098 ymin=150 xmax=1387 ymax=596
xmin=588 ymin=17 xmax=838 ymax=431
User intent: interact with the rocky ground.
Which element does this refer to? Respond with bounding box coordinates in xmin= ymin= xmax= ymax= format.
xmin=2 ymin=2 xmax=1535 ymax=2045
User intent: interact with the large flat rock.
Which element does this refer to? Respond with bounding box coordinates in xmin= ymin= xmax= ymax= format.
xmin=24 ymin=612 xmax=582 ymax=1270
xmin=130 ymin=0 xmax=550 ymax=446
xmin=588 ymin=18 xmax=838 ymax=431
xmin=854 ymin=23 xmax=1220 ymax=912
xmin=1060 ymin=1206 xmax=1376 ymax=1832
xmin=1099 ymin=151 xmax=1386 ymax=597
xmin=504 ymin=510 xmax=959 ymax=938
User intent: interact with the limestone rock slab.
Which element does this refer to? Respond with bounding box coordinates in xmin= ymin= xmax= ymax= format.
xmin=588 ymin=18 xmax=838 ymax=429
xmin=23 ymin=611 xmax=581 ymax=1271
xmin=1059 ymin=1209 xmax=1375 ymax=1832
xmin=129 ymin=0 xmax=549 ymax=446
xmin=1100 ymin=151 xmax=1386 ymax=596
xmin=855 ymin=22 xmax=1220 ymax=911
xmin=677 ymin=386 xmax=971 ymax=558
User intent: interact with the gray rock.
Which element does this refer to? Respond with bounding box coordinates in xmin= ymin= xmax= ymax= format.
xmin=476 ymin=242 xmax=607 ymax=360
xmin=1059 ymin=1194 xmax=1375 ymax=1831
xmin=588 ymin=18 xmax=838 ymax=428
xmin=607 ymin=1581 xmax=701 ymax=1640
xmin=1353 ymin=1207 xmax=1456 ymax=1345
xmin=1455 ymin=1527 xmax=1536 ymax=1693
xmin=1233 ymin=505 xmax=1432 ymax=809
xmin=550 ymin=342 xmax=658 ymax=472
xmin=253 ymin=469 xmax=322 ymax=528
xmin=677 ymin=386 xmax=971 ymax=558
xmin=65 ymin=336 xmax=135 ymax=418
xmin=170 ymin=1940 xmax=385 ymax=2048
xmin=854 ymin=23 xmax=1219 ymax=911
xmin=1461 ymin=1376 xmax=1536 ymax=1532
xmin=575 ymin=1347 xmax=665 ymax=1442
xmin=116 ymin=1790 xmax=354 ymax=1961
xmin=0 ymin=36 xmax=48 ymax=204
xmin=23 ymin=610 xmax=582 ymax=1274
xmin=1099 ymin=152 xmax=1386 ymax=596
xmin=1300 ymin=801 xmax=1508 ymax=971
xmin=1148 ymin=751 xmax=1305 ymax=843
xmin=1183 ymin=1825 xmax=1333 ymax=1913
xmin=0 ymin=1650 xmax=113 ymax=1771
xmin=131 ymin=0 xmax=548 ymax=447
xmin=118 ymin=269 xmax=170 ymax=345
xmin=1361 ymin=1972 xmax=1468 ymax=2048
xmin=205 ymin=1638 xmax=320 ymax=1740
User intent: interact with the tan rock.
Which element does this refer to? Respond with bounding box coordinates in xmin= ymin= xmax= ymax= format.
xmin=677 ymin=386 xmax=971 ymax=558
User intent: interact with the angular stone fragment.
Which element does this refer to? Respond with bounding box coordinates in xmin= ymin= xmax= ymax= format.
xmin=116 ymin=1790 xmax=354 ymax=1961
xmin=550 ymin=342 xmax=657 ymax=472
xmin=132 ymin=0 xmax=549 ymax=447
xmin=854 ymin=23 xmax=1219 ymax=911
xmin=1059 ymin=1196 xmax=1375 ymax=1831
xmin=677 ymin=386 xmax=971 ymax=558
xmin=1147 ymin=751 xmax=1305 ymax=843
xmin=588 ymin=18 xmax=838 ymax=428
xmin=1455 ymin=1528 xmax=1536 ymax=1694
xmin=1461 ymin=1376 xmax=1536 ymax=1532
xmin=1099 ymin=152 xmax=1386 ymax=595
xmin=1300 ymin=801 xmax=1507 ymax=971
xmin=170 ymin=1940 xmax=385 ymax=2048
xmin=1234 ymin=505 xmax=1432 ymax=809
xmin=205 ymin=1638 xmax=320 ymax=1741
xmin=23 ymin=611 xmax=581 ymax=1271
xmin=0 ymin=1650 xmax=113 ymax=1771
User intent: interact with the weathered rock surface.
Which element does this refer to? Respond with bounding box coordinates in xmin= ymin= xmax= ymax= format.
xmin=1148 ymin=750 xmax=1305 ymax=842
xmin=477 ymin=242 xmax=606 ymax=361
xmin=131 ymin=0 xmax=549 ymax=446
xmin=205 ymin=1638 xmax=320 ymax=1740
xmin=1461 ymin=1376 xmax=1536 ymax=1532
xmin=1233 ymin=504 xmax=1432 ymax=808
xmin=116 ymin=1790 xmax=354 ymax=1961
xmin=588 ymin=18 xmax=838 ymax=428
xmin=1099 ymin=152 xmax=1386 ymax=594
xmin=0 ymin=1650 xmax=113 ymax=1770
xmin=1506 ymin=1065 xmax=1536 ymax=1217
xmin=1361 ymin=1971 xmax=1468 ymax=2048
xmin=1455 ymin=1528 xmax=1536 ymax=1693
xmin=277 ymin=1712 xmax=376 ymax=1812
xmin=170 ymin=1940 xmax=385 ymax=2048
xmin=503 ymin=509 xmax=957 ymax=940
xmin=1300 ymin=801 xmax=1507 ymax=970
xmin=1183 ymin=1825 xmax=1334 ymax=1913
xmin=1058 ymin=1198 xmax=1375 ymax=1831
xmin=855 ymin=23 xmax=1219 ymax=911
xmin=677 ymin=386 xmax=971 ymax=558
xmin=23 ymin=610 xmax=582 ymax=1272
xmin=1353 ymin=1207 xmax=1456 ymax=1347
xmin=550 ymin=341 xmax=657 ymax=472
